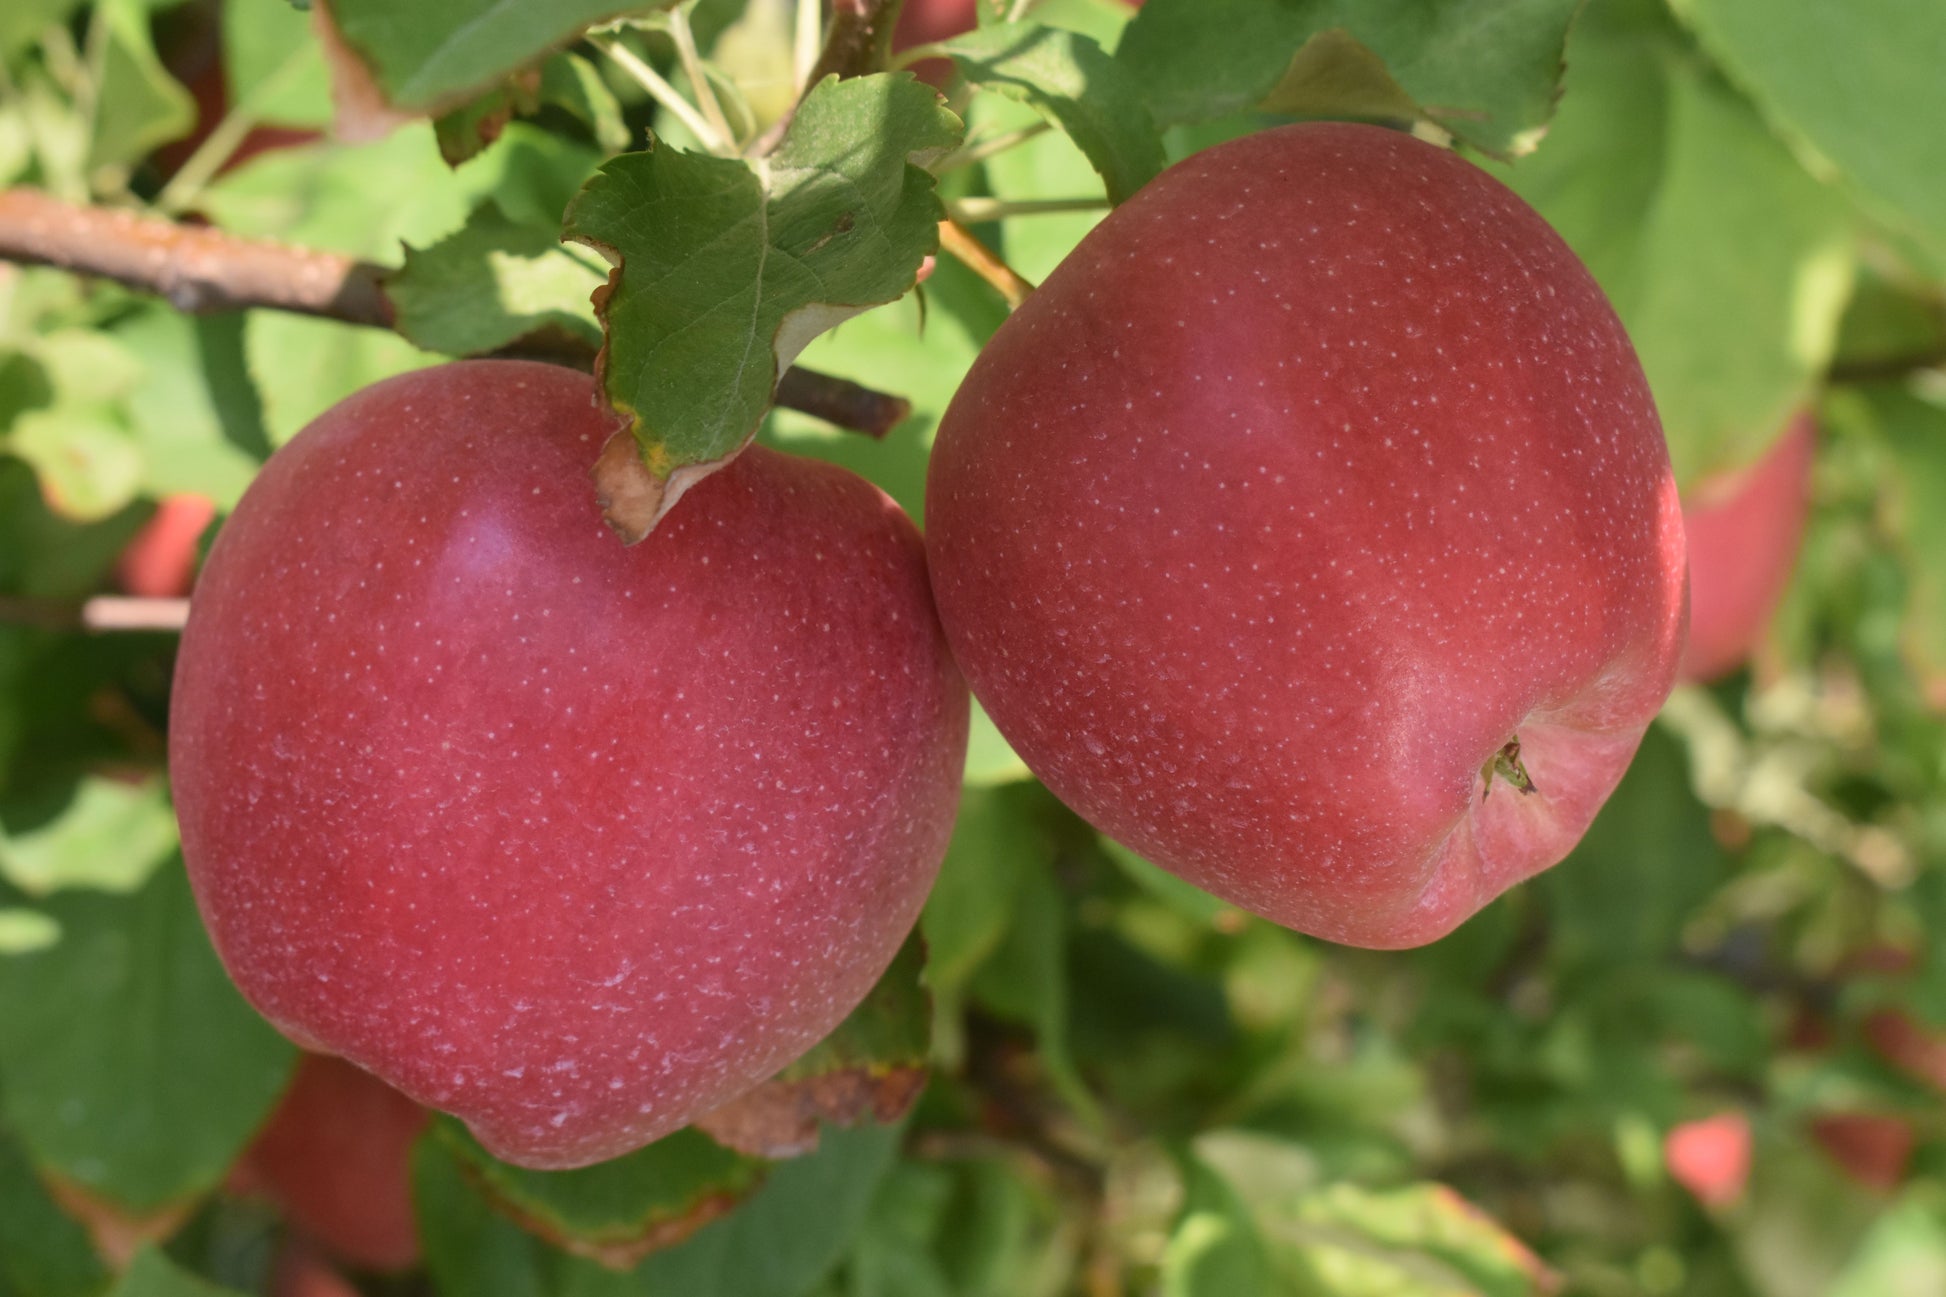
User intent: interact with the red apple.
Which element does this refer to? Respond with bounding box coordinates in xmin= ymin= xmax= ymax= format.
xmin=1664 ymin=1112 xmax=1750 ymax=1208
xmin=1808 ymin=1112 xmax=1913 ymax=1193
xmin=171 ymin=361 xmax=968 ymax=1168
xmin=894 ymin=0 xmax=977 ymax=87
xmin=235 ymin=1055 xmax=427 ymax=1271
xmin=117 ymin=493 xmax=216 ymax=598
xmin=1865 ymin=1008 xmax=1946 ymax=1091
xmin=926 ymin=122 xmax=1686 ymax=948
xmin=1678 ymin=414 xmax=1816 ymax=683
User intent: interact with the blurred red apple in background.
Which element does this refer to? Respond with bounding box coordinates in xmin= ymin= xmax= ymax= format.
xmin=234 ymin=1055 xmax=428 ymax=1271
xmin=927 ymin=122 xmax=1687 ymax=949
xmin=1808 ymin=1112 xmax=1914 ymax=1193
xmin=116 ymin=494 xmax=216 ymax=598
xmin=894 ymin=0 xmax=977 ymax=87
xmin=1665 ymin=1112 xmax=1751 ymax=1208
xmin=1677 ymin=413 xmax=1816 ymax=683
xmin=171 ymin=361 xmax=969 ymax=1168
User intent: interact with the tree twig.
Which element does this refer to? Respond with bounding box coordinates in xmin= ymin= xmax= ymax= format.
xmin=0 ymin=187 xmax=909 ymax=438
xmin=0 ymin=595 xmax=191 ymax=634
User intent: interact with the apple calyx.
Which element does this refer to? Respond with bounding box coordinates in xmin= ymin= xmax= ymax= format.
xmin=1482 ymin=737 xmax=1538 ymax=800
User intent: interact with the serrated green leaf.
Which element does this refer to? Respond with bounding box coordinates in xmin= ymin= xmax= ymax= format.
xmin=0 ymin=1129 xmax=106 ymax=1297
xmin=434 ymin=1119 xmax=766 ymax=1268
xmin=1670 ymin=0 xmax=1946 ymax=274
xmin=0 ymin=774 xmax=177 ymax=895
xmin=389 ymin=204 xmax=607 ymax=357
xmin=107 ymin=1249 xmax=249 ymax=1297
xmin=88 ymin=0 xmax=196 ymax=176
xmin=1116 ymin=0 xmax=1578 ymax=158
xmin=941 ymin=22 xmax=1163 ymax=205
xmin=325 ymin=0 xmax=676 ymax=114
xmin=0 ymin=863 xmax=297 ymax=1211
xmin=1496 ymin=14 xmax=1854 ymax=486
xmin=563 ymin=72 xmax=958 ymax=498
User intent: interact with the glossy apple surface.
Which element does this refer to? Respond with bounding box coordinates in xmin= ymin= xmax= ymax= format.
xmin=172 ymin=361 xmax=968 ymax=1168
xmin=237 ymin=1055 xmax=427 ymax=1270
xmin=927 ymin=122 xmax=1686 ymax=948
xmin=1678 ymin=413 xmax=1816 ymax=683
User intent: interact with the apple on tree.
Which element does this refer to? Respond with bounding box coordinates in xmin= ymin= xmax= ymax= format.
xmin=230 ymin=1054 xmax=428 ymax=1272
xmin=170 ymin=361 xmax=969 ymax=1169
xmin=926 ymin=122 xmax=1688 ymax=949
xmin=1678 ymin=413 xmax=1817 ymax=683
xmin=1664 ymin=1112 xmax=1751 ymax=1208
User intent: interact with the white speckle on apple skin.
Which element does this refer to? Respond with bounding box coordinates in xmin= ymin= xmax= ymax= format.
xmin=926 ymin=122 xmax=1687 ymax=950
xmin=172 ymin=361 xmax=969 ymax=1169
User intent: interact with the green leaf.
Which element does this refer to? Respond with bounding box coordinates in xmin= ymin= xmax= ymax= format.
xmin=969 ymin=852 xmax=1101 ymax=1127
xmin=3 ymin=330 xmax=147 ymax=522
xmin=389 ymin=204 xmax=607 ymax=358
xmin=0 ymin=0 xmax=84 ymax=62
xmin=1670 ymin=0 xmax=1946 ymax=273
xmin=1116 ymin=0 xmax=1580 ymax=158
xmin=562 ymin=72 xmax=958 ymax=526
xmin=941 ymin=23 xmax=1163 ymax=205
xmin=88 ymin=0 xmax=196 ymax=177
xmin=1827 ymin=1194 xmax=1946 ymax=1297
xmin=1264 ymin=1182 xmax=1559 ymax=1296
xmin=540 ymin=53 xmax=633 ymax=156
xmin=0 ymin=862 xmax=297 ymax=1211
xmin=1853 ymin=383 xmax=1946 ymax=697
xmin=416 ymin=1120 xmax=899 ymax=1297
xmin=243 ymin=313 xmax=436 ymax=448
xmin=698 ymin=938 xmax=931 ymax=1158
xmin=110 ymin=308 xmax=272 ymax=503
xmin=107 ymin=1249 xmax=249 ymax=1297
xmin=224 ymin=0 xmax=334 ymax=128
xmin=433 ymin=1119 xmax=767 ymax=1269
xmin=1496 ymin=12 xmax=1855 ymax=486
xmin=1539 ymin=723 xmax=1728 ymax=968
xmin=631 ymin=1122 xmax=901 ymax=1297
xmin=0 ymin=1129 xmax=106 ymax=1297
xmin=0 ymin=907 xmax=59 ymax=953
xmin=0 ymin=774 xmax=178 ymax=895
xmin=922 ymin=783 xmax=1041 ymax=1001
xmin=1161 ymin=1158 xmax=1274 ymax=1297
xmin=324 ymin=0 xmax=676 ymax=114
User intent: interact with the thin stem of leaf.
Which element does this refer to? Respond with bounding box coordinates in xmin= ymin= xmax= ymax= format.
xmin=794 ymin=0 xmax=823 ymax=93
xmin=934 ymin=121 xmax=1053 ymax=173
xmin=154 ymin=47 xmax=313 ymax=216
xmin=1006 ymin=0 xmax=1039 ymax=22
xmin=946 ymin=195 xmax=1109 ymax=222
xmin=668 ymin=3 xmax=739 ymax=151
xmin=592 ymin=33 xmax=734 ymax=156
xmin=938 ymin=217 xmax=1033 ymax=309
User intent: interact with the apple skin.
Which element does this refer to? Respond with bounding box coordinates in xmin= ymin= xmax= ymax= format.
xmin=1664 ymin=1113 xmax=1750 ymax=1208
xmin=893 ymin=0 xmax=977 ymax=88
xmin=171 ymin=361 xmax=969 ymax=1168
xmin=925 ymin=122 xmax=1686 ymax=949
xmin=234 ymin=1055 xmax=428 ymax=1271
xmin=1677 ymin=414 xmax=1816 ymax=683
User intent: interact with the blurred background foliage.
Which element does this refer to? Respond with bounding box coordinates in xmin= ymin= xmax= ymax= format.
xmin=2 ymin=0 xmax=1946 ymax=1294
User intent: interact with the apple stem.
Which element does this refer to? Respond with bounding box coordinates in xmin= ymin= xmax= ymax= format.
xmin=1482 ymin=737 xmax=1537 ymax=800
xmin=938 ymin=218 xmax=1035 ymax=310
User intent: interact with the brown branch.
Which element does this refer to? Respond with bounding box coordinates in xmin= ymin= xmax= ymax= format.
xmin=753 ymin=0 xmax=905 ymax=156
xmin=0 ymin=187 xmax=392 ymax=325
xmin=0 ymin=188 xmax=908 ymax=438
xmin=0 ymin=595 xmax=190 ymax=634
xmin=939 ymin=218 xmax=1034 ymax=310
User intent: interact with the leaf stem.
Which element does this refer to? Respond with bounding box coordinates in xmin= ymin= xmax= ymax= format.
xmin=945 ymin=195 xmax=1108 ymax=222
xmin=934 ymin=120 xmax=1052 ymax=173
xmin=667 ymin=2 xmax=739 ymax=152
xmin=793 ymin=0 xmax=823 ymax=90
xmin=154 ymin=47 xmax=314 ymax=216
xmin=938 ymin=217 xmax=1033 ymax=309
xmin=591 ymin=32 xmax=734 ymax=156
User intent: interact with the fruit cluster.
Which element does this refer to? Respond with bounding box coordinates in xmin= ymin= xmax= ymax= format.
xmin=173 ymin=120 xmax=1697 ymax=1169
